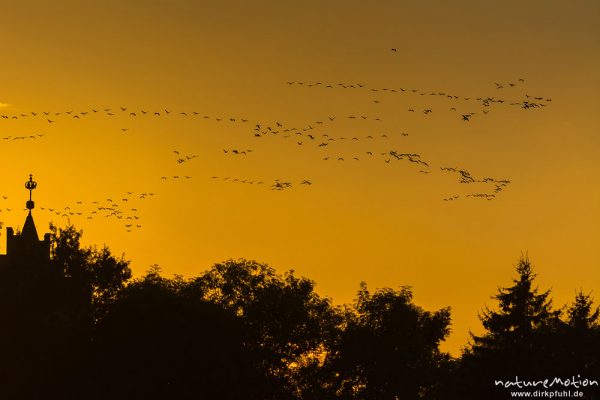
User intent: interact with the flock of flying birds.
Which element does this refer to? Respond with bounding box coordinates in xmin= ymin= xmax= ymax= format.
xmin=207 ymin=176 xmax=313 ymax=190
xmin=0 ymin=192 xmax=153 ymax=233
xmin=0 ymin=59 xmax=552 ymax=233
xmin=2 ymin=134 xmax=44 ymax=141
xmin=0 ymin=108 xmax=251 ymax=128
xmin=285 ymin=77 xmax=552 ymax=119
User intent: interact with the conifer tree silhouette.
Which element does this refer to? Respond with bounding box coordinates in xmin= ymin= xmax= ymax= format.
xmin=473 ymin=255 xmax=560 ymax=350
xmin=448 ymin=256 xmax=600 ymax=399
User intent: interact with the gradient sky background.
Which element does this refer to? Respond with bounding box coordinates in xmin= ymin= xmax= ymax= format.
xmin=0 ymin=0 xmax=598 ymax=354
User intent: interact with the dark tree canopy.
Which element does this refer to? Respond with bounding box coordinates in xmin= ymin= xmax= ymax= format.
xmin=49 ymin=224 xmax=132 ymax=320
xmin=557 ymin=291 xmax=600 ymax=384
xmin=1 ymin=225 xmax=598 ymax=400
xmin=473 ymin=255 xmax=561 ymax=350
xmin=567 ymin=290 xmax=600 ymax=331
xmin=91 ymin=267 xmax=269 ymax=400
xmin=328 ymin=283 xmax=452 ymax=400
xmin=194 ymin=259 xmax=343 ymax=399
xmin=449 ymin=256 xmax=600 ymax=400
xmin=0 ymin=224 xmax=132 ymax=398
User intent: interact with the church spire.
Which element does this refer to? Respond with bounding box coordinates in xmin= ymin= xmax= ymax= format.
xmin=25 ymin=174 xmax=37 ymax=211
xmin=22 ymin=174 xmax=39 ymax=241
xmin=0 ymin=174 xmax=51 ymax=268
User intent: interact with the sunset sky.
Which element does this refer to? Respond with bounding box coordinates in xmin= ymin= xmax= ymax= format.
xmin=1 ymin=0 xmax=598 ymax=354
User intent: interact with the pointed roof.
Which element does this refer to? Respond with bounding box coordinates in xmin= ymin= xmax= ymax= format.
xmin=21 ymin=211 xmax=39 ymax=242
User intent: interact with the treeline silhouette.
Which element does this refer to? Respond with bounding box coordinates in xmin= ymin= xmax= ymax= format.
xmin=0 ymin=225 xmax=598 ymax=399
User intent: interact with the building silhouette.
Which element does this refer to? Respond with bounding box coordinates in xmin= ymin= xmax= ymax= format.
xmin=0 ymin=175 xmax=51 ymax=269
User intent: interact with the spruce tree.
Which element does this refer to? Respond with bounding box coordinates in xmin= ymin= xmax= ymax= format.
xmin=567 ymin=291 xmax=600 ymax=331
xmin=473 ymin=255 xmax=560 ymax=350
xmin=558 ymin=291 xmax=600 ymax=382
xmin=449 ymin=256 xmax=562 ymax=399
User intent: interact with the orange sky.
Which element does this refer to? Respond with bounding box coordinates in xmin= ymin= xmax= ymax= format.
xmin=0 ymin=0 xmax=599 ymax=354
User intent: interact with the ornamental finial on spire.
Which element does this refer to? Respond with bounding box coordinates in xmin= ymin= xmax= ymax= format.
xmin=25 ymin=174 xmax=37 ymax=210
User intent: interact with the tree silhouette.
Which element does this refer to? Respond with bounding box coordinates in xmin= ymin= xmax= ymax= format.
xmin=450 ymin=256 xmax=574 ymax=399
xmin=1 ymin=224 xmax=598 ymax=399
xmin=474 ymin=255 xmax=561 ymax=350
xmin=567 ymin=291 xmax=600 ymax=331
xmin=194 ymin=259 xmax=342 ymax=399
xmin=0 ymin=224 xmax=131 ymax=398
xmin=328 ymin=283 xmax=452 ymax=400
xmin=49 ymin=224 xmax=132 ymax=322
xmin=91 ymin=267 xmax=269 ymax=400
xmin=555 ymin=291 xmax=600 ymax=383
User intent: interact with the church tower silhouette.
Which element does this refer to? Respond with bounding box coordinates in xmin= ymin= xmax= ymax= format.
xmin=0 ymin=175 xmax=51 ymax=269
